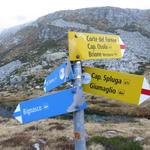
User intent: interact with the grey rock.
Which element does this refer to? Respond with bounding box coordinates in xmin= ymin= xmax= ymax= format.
xmin=33 ymin=143 xmax=40 ymax=150
xmin=50 ymin=52 xmax=66 ymax=61
xmin=42 ymin=51 xmax=66 ymax=62
xmin=30 ymin=65 xmax=43 ymax=74
xmin=10 ymin=75 xmax=23 ymax=85
xmin=134 ymin=136 xmax=144 ymax=142
xmin=35 ymin=85 xmax=41 ymax=89
xmin=51 ymin=18 xmax=88 ymax=29
xmin=0 ymin=60 xmax=22 ymax=81
xmin=41 ymin=61 xmax=48 ymax=67
xmin=88 ymin=144 xmax=105 ymax=150
xmin=101 ymin=129 xmax=124 ymax=138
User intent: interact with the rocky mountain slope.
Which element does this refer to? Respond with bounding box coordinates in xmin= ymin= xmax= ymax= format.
xmin=0 ymin=7 xmax=150 ymax=92
xmin=0 ymin=7 xmax=150 ymax=150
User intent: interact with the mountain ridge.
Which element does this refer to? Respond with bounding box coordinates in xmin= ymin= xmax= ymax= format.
xmin=0 ymin=7 xmax=150 ymax=91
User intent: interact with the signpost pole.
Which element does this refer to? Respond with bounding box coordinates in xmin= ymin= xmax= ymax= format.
xmin=73 ymin=61 xmax=86 ymax=150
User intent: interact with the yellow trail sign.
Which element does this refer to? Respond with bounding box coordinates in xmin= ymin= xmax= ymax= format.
xmin=68 ymin=32 xmax=125 ymax=61
xmin=82 ymin=67 xmax=150 ymax=105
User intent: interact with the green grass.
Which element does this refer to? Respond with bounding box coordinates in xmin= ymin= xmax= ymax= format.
xmin=88 ymin=136 xmax=143 ymax=150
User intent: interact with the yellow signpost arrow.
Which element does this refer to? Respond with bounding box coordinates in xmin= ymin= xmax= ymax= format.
xmin=68 ymin=32 xmax=125 ymax=61
xmin=82 ymin=66 xmax=150 ymax=105
xmin=67 ymin=31 xmax=149 ymax=149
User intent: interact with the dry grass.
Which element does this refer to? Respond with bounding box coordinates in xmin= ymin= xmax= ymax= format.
xmin=0 ymin=116 xmax=150 ymax=150
xmin=0 ymin=117 xmax=74 ymax=150
xmin=85 ymin=94 xmax=150 ymax=119
xmin=0 ymin=73 xmax=149 ymax=149
xmin=0 ymin=89 xmax=45 ymax=102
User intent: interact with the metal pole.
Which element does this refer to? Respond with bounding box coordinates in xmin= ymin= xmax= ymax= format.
xmin=73 ymin=61 xmax=86 ymax=150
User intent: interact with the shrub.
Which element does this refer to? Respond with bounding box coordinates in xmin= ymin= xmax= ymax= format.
xmin=88 ymin=136 xmax=143 ymax=150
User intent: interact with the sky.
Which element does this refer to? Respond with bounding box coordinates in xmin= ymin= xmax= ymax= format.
xmin=0 ymin=0 xmax=150 ymax=32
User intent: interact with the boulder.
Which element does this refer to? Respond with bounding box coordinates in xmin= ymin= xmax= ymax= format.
xmin=42 ymin=51 xmax=66 ymax=62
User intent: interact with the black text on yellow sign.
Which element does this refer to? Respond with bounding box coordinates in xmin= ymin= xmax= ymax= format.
xmin=82 ymin=67 xmax=144 ymax=105
xmin=68 ymin=32 xmax=124 ymax=61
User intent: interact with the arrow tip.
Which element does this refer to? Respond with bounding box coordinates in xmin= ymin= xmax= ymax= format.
xmin=13 ymin=104 xmax=23 ymax=124
xmin=44 ymin=87 xmax=47 ymax=93
xmin=15 ymin=116 xmax=23 ymax=124
xmin=119 ymin=37 xmax=126 ymax=57
xmin=140 ymin=78 xmax=150 ymax=104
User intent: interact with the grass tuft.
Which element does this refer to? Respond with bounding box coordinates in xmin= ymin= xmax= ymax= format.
xmin=88 ymin=136 xmax=143 ymax=150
